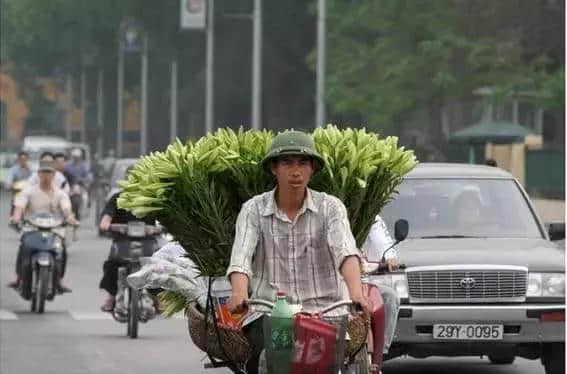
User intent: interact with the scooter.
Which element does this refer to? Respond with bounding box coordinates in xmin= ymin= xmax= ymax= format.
xmin=9 ymin=213 xmax=68 ymax=314
xmin=108 ymin=221 xmax=163 ymax=339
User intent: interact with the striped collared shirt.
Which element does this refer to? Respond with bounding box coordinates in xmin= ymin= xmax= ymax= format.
xmin=227 ymin=188 xmax=360 ymax=314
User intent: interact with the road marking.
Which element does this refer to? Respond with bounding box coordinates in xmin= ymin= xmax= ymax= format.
xmin=0 ymin=309 xmax=18 ymax=320
xmin=69 ymin=311 xmax=114 ymax=321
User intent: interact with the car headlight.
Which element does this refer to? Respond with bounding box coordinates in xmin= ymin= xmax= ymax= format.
xmin=527 ymin=273 xmax=565 ymax=297
xmin=392 ymin=274 xmax=409 ymax=299
xmin=365 ymin=273 xmax=408 ymax=299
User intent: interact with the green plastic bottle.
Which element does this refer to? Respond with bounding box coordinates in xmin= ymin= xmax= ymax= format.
xmin=269 ymin=291 xmax=294 ymax=374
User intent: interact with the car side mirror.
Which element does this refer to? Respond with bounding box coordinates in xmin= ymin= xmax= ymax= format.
xmin=394 ymin=219 xmax=409 ymax=242
xmin=548 ymin=222 xmax=565 ymax=241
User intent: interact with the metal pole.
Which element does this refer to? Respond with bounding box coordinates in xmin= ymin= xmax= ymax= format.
xmin=65 ymin=75 xmax=73 ymax=140
xmin=205 ymin=0 xmax=215 ymax=135
xmin=170 ymin=60 xmax=178 ymax=142
xmin=96 ymin=68 xmax=104 ymax=158
xmin=80 ymin=68 xmax=87 ymax=143
xmin=140 ymin=35 xmax=148 ymax=155
xmin=315 ymin=0 xmax=326 ymax=128
xmin=251 ymin=0 xmax=262 ymax=130
xmin=117 ymin=46 xmax=124 ymax=158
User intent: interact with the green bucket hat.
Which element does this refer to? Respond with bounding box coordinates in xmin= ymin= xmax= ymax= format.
xmin=262 ymin=130 xmax=325 ymax=173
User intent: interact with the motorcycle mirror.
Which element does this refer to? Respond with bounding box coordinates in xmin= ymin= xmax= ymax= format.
xmin=394 ymin=219 xmax=409 ymax=242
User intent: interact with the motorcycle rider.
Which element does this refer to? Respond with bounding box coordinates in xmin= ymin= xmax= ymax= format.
xmin=98 ymin=167 xmax=157 ymax=312
xmin=5 ymin=150 xmax=32 ymax=190
xmin=6 ymin=151 xmax=32 ymax=214
xmin=226 ymin=130 xmax=368 ymax=373
xmin=362 ymin=215 xmax=401 ymax=357
xmin=8 ymin=159 xmax=79 ymax=293
xmin=65 ymin=148 xmax=92 ymax=218
xmin=28 ymin=152 xmax=70 ymax=194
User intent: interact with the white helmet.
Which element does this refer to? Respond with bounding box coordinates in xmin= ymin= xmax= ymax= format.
xmin=71 ymin=148 xmax=82 ymax=158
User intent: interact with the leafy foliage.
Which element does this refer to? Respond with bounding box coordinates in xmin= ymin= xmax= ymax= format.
xmin=118 ymin=126 xmax=416 ymax=277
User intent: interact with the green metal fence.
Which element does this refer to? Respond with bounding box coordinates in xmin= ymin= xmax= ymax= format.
xmin=525 ymin=149 xmax=565 ymax=199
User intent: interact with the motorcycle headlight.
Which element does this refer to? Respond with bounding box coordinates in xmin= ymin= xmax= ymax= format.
xmin=53 ymin=236 xmax=63 ymax=251
xmin=528 ymin=273 xmax=565 ymax=297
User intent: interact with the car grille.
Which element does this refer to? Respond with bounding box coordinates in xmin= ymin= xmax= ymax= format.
xmin=407 ymin=266 xmax=528 ymax=303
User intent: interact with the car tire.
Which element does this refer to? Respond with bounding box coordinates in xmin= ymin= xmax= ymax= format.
xmin=488 ymin=354 xmax=515 ymax=365
xmin=543 ymin=343 xmax=565 ymax=374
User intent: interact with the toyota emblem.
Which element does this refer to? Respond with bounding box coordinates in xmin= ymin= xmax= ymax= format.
xmin=460 ymin=277 xmax=477 ymax=289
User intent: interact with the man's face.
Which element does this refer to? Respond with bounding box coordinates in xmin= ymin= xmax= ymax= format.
xmin=18 ymin=154 xmax=29 ymax=167
xmin=271 ymin=155 xmax=315 ymax=190
xmin=54 ymin=157 xmax=66 ymax=172
xmin=38 ymin=170 xmax=54 ymax=186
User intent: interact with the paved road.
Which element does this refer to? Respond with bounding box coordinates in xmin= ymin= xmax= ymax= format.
xmin=0 ymin=192 xmax=548 ymax=374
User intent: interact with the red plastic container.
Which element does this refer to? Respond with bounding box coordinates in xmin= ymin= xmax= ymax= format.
xmin=290 ymin=314 xmax=343 ymax=374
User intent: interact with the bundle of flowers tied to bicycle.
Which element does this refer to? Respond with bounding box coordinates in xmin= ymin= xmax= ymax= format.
xmin=119 ymin=125 xmax=417 ymax=367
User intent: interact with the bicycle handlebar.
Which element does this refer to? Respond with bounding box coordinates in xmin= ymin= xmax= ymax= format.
xmin=243 ymin=299 xmax=362 ymax=315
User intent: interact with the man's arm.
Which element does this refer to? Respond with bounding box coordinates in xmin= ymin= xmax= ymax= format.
xmin=326 ymin=198 xmax=368 ymax=311
xmin=59 ymin=192 xmax=79 ymax=225
xmin=341 ymin=255 xmax=364 ymax=301
xmin=11 ymin=205 xmax=24 ymax=223
xmin=5 ymin=167 xmax=15 ymax=188
xmin=226 ymin=203 xmax=259 ymax=312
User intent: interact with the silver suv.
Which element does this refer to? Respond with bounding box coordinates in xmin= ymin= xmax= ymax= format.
xmin=379 ymin=163 xmax=565 ymax=374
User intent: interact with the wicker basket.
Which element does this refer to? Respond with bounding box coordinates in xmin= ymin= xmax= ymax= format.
xmin=186 ymin=303 xmax=370 ymax=364
xmin=186 ymin=302 xmax=252 ymax=364
xmin=345 ymin=312 xmax=371 ymax=358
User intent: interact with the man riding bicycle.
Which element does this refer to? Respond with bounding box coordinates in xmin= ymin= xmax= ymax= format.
xmin=226 ymin=130 xmax=369 ymax=373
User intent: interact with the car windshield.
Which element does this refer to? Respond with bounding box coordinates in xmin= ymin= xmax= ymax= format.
xmin=380 ymin=178 xmax=542 ymax=239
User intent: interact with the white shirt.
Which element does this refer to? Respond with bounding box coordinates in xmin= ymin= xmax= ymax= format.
xmin=362 ymin=215 xmax=398 ymax=262
xmin=28 ymin=170 xmax=70 ymax=194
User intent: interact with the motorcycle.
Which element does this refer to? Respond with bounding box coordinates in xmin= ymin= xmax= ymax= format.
xmin=108 ymin=221 xmax=164 ymax=339
xmin=9 ymin=213 xmax=68 ymax=314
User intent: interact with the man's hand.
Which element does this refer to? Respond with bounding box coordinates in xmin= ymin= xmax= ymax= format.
xmin=228 ymin=272 xmax=249 ymax=313
xmin=385 ymin=257 xmax=399 ymax=272
xmin=67 ymin=215 xmax=80 ymax=226
xmin=350 ymin=292 xmax=370 ymax=315
xmin=227 ymin=292 xmax=248 ymax=313
xmin=99 ymin=215 xmax=112 ymax=231
xmin=9 ymin=216 xmax=21 ymax=226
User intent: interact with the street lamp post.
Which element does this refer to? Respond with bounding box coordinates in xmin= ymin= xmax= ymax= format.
xmin=170 ymin=59 xmax=178 ymax=142
xmin=316 ymin=0 xmax=326 ymax=128
xmin=205 ymin=0 xmax=215 ymax=135
xmin=251 ymin=0 xmax=262 ymax=130
xmin=96 ymin=68 xmax=104 ymax=158
xmin=116 ymin=45 xmax=124 ymax=158
xmin=140 ymin=35 xmax=149 ymax=155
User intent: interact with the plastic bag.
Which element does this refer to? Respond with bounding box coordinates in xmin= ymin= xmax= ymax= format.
xmin=126 ymin=242 xmax=207 ymax=308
